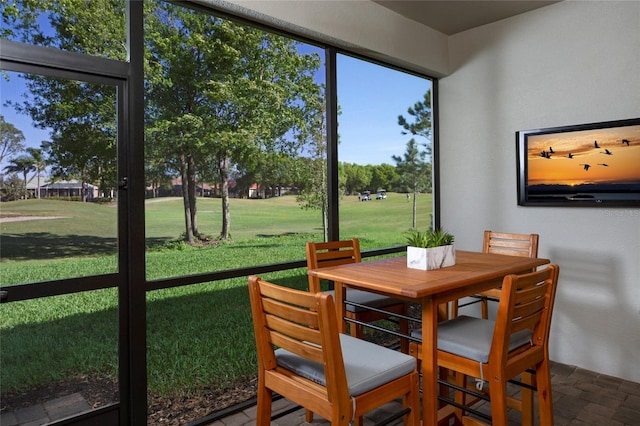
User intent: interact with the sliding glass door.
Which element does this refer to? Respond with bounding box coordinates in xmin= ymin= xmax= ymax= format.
xmin=1 ymin=36 xmax=127 ymax=426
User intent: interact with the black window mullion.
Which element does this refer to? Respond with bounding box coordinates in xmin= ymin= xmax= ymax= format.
xmin=121 ymin=2 xmax=147 ymax=425
xmin=325 ymin=46 xmax=339 ymax=242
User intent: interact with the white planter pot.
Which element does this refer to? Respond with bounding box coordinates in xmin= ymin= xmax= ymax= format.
xmin=406 ymin=245 xmax=456 ymax=270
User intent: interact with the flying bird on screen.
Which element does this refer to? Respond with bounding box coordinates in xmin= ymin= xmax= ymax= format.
xmin=579 ymin=164 xmax=591 ymax=171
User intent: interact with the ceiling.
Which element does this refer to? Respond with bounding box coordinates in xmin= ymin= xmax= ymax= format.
xmin=373 ymin=1 xmax=560 ymax=35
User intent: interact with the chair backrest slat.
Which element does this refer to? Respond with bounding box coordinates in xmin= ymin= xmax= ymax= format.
xmin=264 ymin=312 xmax=321 ymax=344
xmin=483 ymin=230 xmax=539 ymax=258
xmin=268 ymin=331 xmax=325 ymax=364
xmin=490 ymin=265 xmax=559 ymax=364
xmin=260 ymin=278 xmax=318 ymax=309
xmin=306 ymin=239 xmax=361 ymax=293
xmin=512 ymin=297 xmax=547 ymax=330
xmin=262 ymin=298 xmax=320 ymax=331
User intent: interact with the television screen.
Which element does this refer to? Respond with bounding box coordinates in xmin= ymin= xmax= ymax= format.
xmin=517 ymin=118 xmax=640 ymax=207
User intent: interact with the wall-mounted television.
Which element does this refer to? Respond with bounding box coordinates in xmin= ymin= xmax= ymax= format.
xmin=517 ymin=118 xmax=640 ymax=207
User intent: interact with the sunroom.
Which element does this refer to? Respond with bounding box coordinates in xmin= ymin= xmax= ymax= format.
xmin=1 ymin=1 xmax=638 ymax=425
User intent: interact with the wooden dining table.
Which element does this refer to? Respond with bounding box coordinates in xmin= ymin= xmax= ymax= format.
xmin=309 ymin=249 xmax=550 ymax=425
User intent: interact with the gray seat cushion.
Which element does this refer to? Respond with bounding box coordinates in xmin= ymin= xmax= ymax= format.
xmin=324 ymin=289 xmax=402 ymax=312
xmin=275 ymin=334 xmax=416 ymax=396
xmin=410 ymin=315 xmax=532 ymax=363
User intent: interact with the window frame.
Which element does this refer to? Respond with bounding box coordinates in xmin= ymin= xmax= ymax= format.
xmin=0 ymin=1 xmax=439 ymax=424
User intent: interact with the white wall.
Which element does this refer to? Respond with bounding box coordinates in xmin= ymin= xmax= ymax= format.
xmin=213 ymin=0 xmax=640 ymax=381
xmin=440 ymin=1 xmax=640 ymax=381
xmin=201 ymin=0 xmax=449 ymax=76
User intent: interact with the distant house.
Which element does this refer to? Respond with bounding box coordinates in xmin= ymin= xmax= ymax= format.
xmin=248 ymin=182 xmax=297 ymax=199
xmin=145 ymin=176 xmax=295 ymax=199
xmin=26 ymin=176 xmax=99 ymax=200
xmin=248 ymin=183 xmax=262 ymax=199
xmin=41 ymin=180 xmax=99 ymax=200
xmin=146 ymin=177 xmax=221 ymax=198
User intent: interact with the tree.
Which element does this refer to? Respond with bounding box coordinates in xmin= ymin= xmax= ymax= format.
xmin=145 ymin=155 xmax=173 ymax=199
xmin=295 ymin=155 xmax=329 ymax=240
xmin=397 ymin=90 xmax=433 ymax=159
xmin=4 ymin=0 xmax=125 ymax=201
xmin=293 ymin=90 xmax=330 ymax=240
xmin=341 ymin=162 xmax=372 ymax=195
xmin=254 ymin=152 xmax=294 ymax=198
xmin=0 ymin=174 xmax=26 ymax=201
xmin=7 ymin=1 xmax=322 ymax=242
xmin=1 ymin=0 xmax=126 ymax=54
xmin=3 ymin=156 xmax=35 ymax=195
xmin=369 ymin=163 xmax=398 ymax=193
xmin=26 ymin=146 xmax=46 ymax=198
xmin=39 ymin=113 xmax=116 ymax=202
xmin=392 ymin=139 xmax=430 ymax=228
xmin=0 ymin=115 xmax=26 ymax=164
xmin=145 ymin=3 xmax=322 ymax=242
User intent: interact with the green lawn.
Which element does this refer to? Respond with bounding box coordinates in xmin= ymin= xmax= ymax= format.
xmin=0 ymin=193 xmax=432 ymax=397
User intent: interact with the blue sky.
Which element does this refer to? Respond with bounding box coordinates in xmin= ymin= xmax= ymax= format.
xmin=337 ymin=54 xmax=431 ymax=165
xmin=1 ymin=73 xmax=52 ymax=161
xmin=1 ymin=48 xmax=431 ymax=169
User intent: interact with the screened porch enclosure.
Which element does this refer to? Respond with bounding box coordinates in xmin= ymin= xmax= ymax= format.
xmin=0 ymin=1 xmax=435 ymax=424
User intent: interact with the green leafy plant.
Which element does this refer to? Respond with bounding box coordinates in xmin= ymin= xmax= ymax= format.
xmin=404 ymin=228 xmax=454 ymax=248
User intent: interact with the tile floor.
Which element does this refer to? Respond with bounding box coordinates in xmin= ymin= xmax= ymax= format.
xmin=205 ymin=362 xmax=640 ymax=426
xmin=2 ymin=361 xmax=639 ymax=425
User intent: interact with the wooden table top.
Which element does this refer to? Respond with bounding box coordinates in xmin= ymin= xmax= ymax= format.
xmin=309 ymin=250 xmax=550 ymax=300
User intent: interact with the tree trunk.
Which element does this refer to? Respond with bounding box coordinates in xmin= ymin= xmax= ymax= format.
xmin=81 ymin=180 xmax=87 ymax=202
xmin=186 ymin=154 xmax=198 ymax=238
xmin=180 ymin=153 xmax=195 ymax=244
xmin=22 ymin=171 xmax=28 ymax=199
xmin=322 ymin=205 xmax=328 ymax=242
xmin=412 ymin=185 xmax=418 ymax=229
xmin=36 ymin=172 xmax=41 ymax=199
xmin=219 ymin=157 xmax=231 ymax=240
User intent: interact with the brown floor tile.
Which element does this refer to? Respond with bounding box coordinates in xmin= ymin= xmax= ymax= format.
xmin=4 ymin=361 xmax=640 ymax=425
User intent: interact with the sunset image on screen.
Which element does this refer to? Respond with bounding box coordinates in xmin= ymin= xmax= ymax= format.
xmin=525 ymin=123 xmax=640 ymax=201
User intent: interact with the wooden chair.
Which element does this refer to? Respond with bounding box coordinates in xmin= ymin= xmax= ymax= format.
xmin=306 ymin=239 xmax=409 ymax=352
xmin=410 ymin=265 xmax=559 ymax=426
xmin=451 ymin=230 xmax=539 ymax=319
xmin=248 ymin=275 xmax=420 ymax=426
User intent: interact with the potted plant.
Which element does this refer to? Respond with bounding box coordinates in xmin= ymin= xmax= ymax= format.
xmin=405 ymin=228 xmax=456 ymax=270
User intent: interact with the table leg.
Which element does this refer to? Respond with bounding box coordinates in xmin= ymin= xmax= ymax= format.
xmin=421 ymin=297 xmax=438 ymax=426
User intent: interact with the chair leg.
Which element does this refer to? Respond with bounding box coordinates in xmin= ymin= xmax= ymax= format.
xmin=345 ymin=312 xmax=363 ymax=339
xmin=521 ymin=371 xmax=535 ymax=426
xmin=405 ymin=372 xmax=421 ymax=426
xmin=305 ymin=409 xmax=314 ymax=423
xmin=451 ymin=299 xmax=459 ymax=319
xmin=488 ymin=376 xmax=509 ymax=426
xmin=452 ymin=369 xmax=466 ymax=422
xmin=352 ymin=322 xmax=363 ymax=339
xmin=256 ymin=385 xmax=273 ymax=426
xmin=480 ymin=297 xmax=489 ymax=319
xmin=330 ymin=410 xmax=351 ymax=425
xmin=438 ymin=367 xmax=451 ymax=409
xmin=536 ymin=359 xmax=554 ymax=426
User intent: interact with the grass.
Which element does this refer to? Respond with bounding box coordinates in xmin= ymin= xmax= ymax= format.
xmin=0 ymin=193 xmax=432 ymax=397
